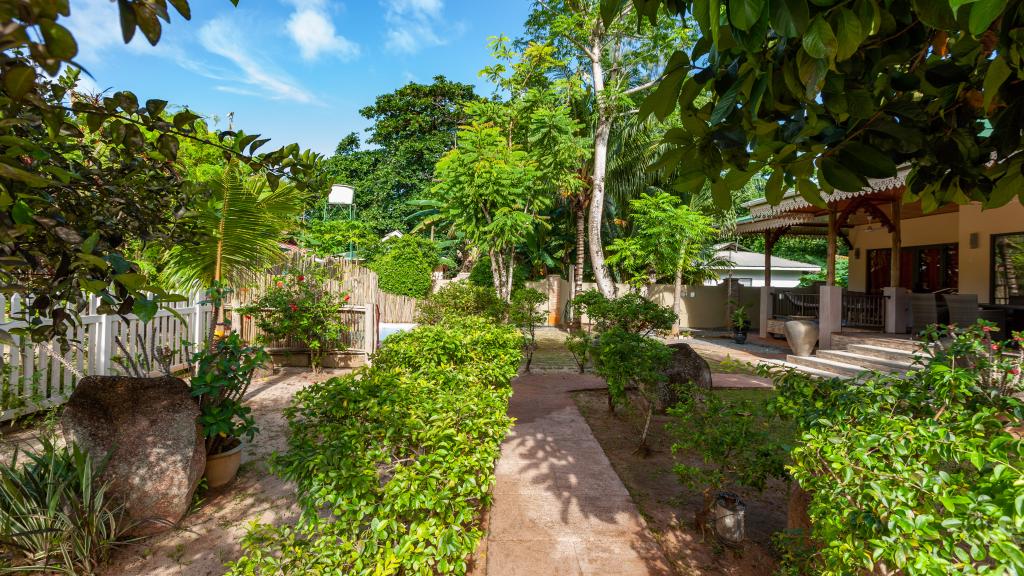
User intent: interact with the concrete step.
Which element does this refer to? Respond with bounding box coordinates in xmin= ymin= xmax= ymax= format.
xmin=846 ymin=343 xmax=920 ymax=364
xmin=831 ymin=333 xmax=928 ymax=354
xmin=816 ymin=349 xmax=913 ymax=374
xmin=785 ymin=354 xmax=876 ymax=378
xmin=758 ymin=358 xmax=843 ymax=380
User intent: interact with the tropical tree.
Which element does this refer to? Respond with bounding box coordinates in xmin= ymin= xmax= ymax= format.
xmin=0 ymin=1 xmax=317 ymax=345
xmin=629 ymin=0 xmax=1024 ymax=210
xmin=163 ymin=164 xmax=309 ymax=341
xmin=520 ymin=0 xmax=689 ymax=297
xmin=605 ymin=191 xmax=718 ymax=332
xmin=432 ymin=123 xmax=547 ymax=302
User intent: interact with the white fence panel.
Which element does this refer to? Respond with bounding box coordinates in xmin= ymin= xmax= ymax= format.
xmin=1 ymin=292 xmax=211 ymax=422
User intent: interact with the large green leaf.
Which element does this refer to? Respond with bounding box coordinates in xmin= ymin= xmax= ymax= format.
xmin=765 ymin=170 xmax=785 ymax=204
xmin=4 ymin=66 xmax=35 ymax=99
xmin=820 ymin=157 xmax=868 ymax=192
xmin=835 ymin=8 xmax=864 ymax=61
xmin=983 ymin=55 xmax=1011 ymax=110
xmin=770 ymin=0 xmax=809 ymax=37
xmin=912 ymin=0 xmax=956 ymax=29
xmin=802 ymin=16 xmax=837 ymax=61
xmin=730 ymin=0 xmax=766 ymax=31
xmin=837 ymin=142 xmax=897 ymax=179
xmin=969 ymin=0 xmax=1006 ymax=35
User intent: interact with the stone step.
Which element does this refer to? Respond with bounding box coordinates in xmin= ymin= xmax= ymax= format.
xmin=816 ymin=349 xmax=913 ymax=374
xmin=831 ymin=333 xmax=928 ymax=354
xmin=758 ymin=358 xmax=843 ymax=380
xmin=846 ymin=343 xmax=920 ymax=364
xmin=785 ymin=354 xmax=875 ymax=378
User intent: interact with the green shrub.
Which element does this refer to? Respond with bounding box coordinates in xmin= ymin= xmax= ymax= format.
xmin=572 ymin=290 xmax=675 ymax=336
xmin=0 ymin=436 xmax=131 ymax=574
xmin=240 ymin=270 xmax=348 ymax=371
xmin=414 ymin=280 xmax=507 ymax=325
xmin=370 ymin=234 xmax=439 ymax=298
xmin=509 ymin=288 xmax=546 ymax=372
xmin=227 ymin=318 xmax=523 ymax=575
xmin=769 ymin=322 xmax=1024 ymax=575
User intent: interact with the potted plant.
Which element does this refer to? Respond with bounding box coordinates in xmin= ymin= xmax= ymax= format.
xmin=730 ymin=304 xmax=751 ymax=344
xmin=189 ymin=332 xmax=269 ymax=488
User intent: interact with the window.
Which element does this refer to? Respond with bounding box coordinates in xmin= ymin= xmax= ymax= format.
xmin=992 ymin=233 xmax=1024 ymax=304
xmin=867 ymin=244 xmax=959 ymax=293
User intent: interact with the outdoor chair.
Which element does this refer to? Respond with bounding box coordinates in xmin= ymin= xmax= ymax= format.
xmin=1009 ymin=296 xmax=1024 ymax=306
xmin=911 ymin=293 xmax=939 ymax=335
xmin=943 ymin=294 xmax=980 ymax=327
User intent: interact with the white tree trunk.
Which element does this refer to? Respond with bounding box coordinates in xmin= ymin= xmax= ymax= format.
xmin=588 ymin=38 xmax=617 ymax=298
xmin=672 ymin=266 xmax=683 ymax=336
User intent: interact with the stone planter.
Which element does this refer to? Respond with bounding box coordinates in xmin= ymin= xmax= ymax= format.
xmin=204 ymin=441 xmax=243 ymax=489
xmin=784 ymin=319 xmax=819 ymax=356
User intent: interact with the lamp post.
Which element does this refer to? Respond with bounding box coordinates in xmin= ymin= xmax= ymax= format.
xmin=329 ymin=184 xmax=356 ymax=258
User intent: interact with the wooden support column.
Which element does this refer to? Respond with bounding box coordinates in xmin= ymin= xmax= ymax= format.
xmin=826 ymin=208 xmax=837 ymax=286
xmin=890 ymin=198 xmax=902 ymax=288
xmin=764 ymin=230 xmax=774 ymax=288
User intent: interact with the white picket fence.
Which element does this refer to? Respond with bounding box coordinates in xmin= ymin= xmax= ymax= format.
xmin=0 ymin=292 xmax=212 ymax=423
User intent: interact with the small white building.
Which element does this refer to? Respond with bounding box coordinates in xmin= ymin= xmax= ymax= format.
xmin=709 ymin=242 xmax=821 ymax=288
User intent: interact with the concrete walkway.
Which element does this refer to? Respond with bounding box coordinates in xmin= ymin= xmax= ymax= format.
xmin=481 ymin=372 xmax=672 ymax=576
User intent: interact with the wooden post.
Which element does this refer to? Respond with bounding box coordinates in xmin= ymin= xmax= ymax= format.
xmin=826 ymin=208 xmax=837 ymax=286
xmin=764 ymin=231 xmax=774 ymax=288
xmin=890 ymin=199 xmax=902 ymax=288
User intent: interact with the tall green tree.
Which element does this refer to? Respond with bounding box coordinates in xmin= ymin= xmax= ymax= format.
xmin=314 ymin=77 xmax=480 ymax=235
xmin=432 ymin=123 xmax=547 ymax=302
xmin=520 ymin=0 xmax=689 ymax=297
xmin=630 ymin=0 xmax=1024 ymax=210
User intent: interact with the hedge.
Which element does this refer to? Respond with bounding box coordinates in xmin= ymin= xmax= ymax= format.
xmin=227 ymin=316 xmax=524 ymax=575
xmin=371 ymin=234 xmax=438 ymax=298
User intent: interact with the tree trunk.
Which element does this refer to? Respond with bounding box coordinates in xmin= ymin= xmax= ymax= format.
xmin=672 ymin=265 xmax=683 ymax=336
xmin=588 ymin=39 xmax=616 ymax=298
xmin=573 ymin=203 xmax=586 ymax=329
xmin=489 ymin=249 xmax=504 ymax=302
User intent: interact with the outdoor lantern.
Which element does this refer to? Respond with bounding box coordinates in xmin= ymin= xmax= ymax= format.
xmin=329 ymin=184 xmax=355 ymax=205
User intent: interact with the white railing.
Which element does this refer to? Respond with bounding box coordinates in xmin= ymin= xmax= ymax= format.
xmin=1 ymin=292 xmax=211 ymax=423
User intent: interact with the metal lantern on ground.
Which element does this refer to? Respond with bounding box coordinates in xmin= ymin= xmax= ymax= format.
xmin=328 ymin=184 xmax=356 ymax=258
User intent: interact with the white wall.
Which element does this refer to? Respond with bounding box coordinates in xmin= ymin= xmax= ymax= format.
xmin=710 ymin=269 xmax=810 ymax=288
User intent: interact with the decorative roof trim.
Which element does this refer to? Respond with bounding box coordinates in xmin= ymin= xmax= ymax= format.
xmin=734 ymin=214 xmax=817 ymax=234
xmin=746 ymin=166 xmax=910 ymax=219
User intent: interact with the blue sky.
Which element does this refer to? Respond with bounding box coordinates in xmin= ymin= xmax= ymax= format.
xmin=65 ymin=0 xmax=530 ymax=155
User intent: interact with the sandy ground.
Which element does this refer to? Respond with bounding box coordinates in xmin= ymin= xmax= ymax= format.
xmin=0 ymin=367 xmax=349 ymax=576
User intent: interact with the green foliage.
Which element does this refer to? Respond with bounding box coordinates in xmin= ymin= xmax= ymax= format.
xmin=632 ymin=0 xmax=1024 ymax=211
xmin=593 ymin=327 xmax=672 ymax=449
xmin=797 ymin=256 xmax=848 ymax=287
xmin=189 ymin=332 xmax=268 ymax=455
xmin=369 ymin=234 xmax=439 ymax=298
xmin=163 ymin=163 xmax=310 ymax=289
xmin=768 ymin=322 xmax=1024 ymax=574
xmin=310 ymin=77 xmax=480 ymax=235
xmin=509 ymin=288 xmax=547 ymax=371
xmin=226 ymin=318 xmax=522 ymax=575
xmin=668 ymin=387 xmax=788 ymax=495
xmin=565 ymin=330 xmax=592 ymax=374
xmin=1 ymin=3 xmax=319 ymax=345
xmin=730 ymin=303 xmax=750 ymax=331
xmin=239 ymin=271 xmax=348 ymax=371
xmin=606 ymin=192 xmax=719 ymax=288
xmin=414 ymin=281 xmax=507 ymax=326
xmin=573 ymin=290 xmax=676 ymax=336
xmin=296 ymin=218 xmax=379 ymax=259
xmin=0 ymin=436 xmax=131 ymax=574
xmin=432 ymin=121 xmax=548 ymax=301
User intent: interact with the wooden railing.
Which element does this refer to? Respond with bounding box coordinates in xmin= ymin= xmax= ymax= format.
xmin=771 ymin=288 xmax=821 ymax=319
xmin=226 ymin=305 xmax=376 ymax=355
xmin=843 ymin=292 xmax=885 ymax=330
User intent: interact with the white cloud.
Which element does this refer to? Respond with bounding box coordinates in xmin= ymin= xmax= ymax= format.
xmin=382 ymin=0 xmax=447 ymax=54
xmin=64 ymin=0 xmax=172 ymax=64
xmin=199 ymin=17 xmax=317 ymax=104
xmin=284 ymin=0 xmax=359 ymax=61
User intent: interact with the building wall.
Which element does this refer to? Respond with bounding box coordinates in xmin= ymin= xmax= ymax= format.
xmin=846 ymin=202 xmax=1024 ymax=303
xmin=711 ymin=269 xmax=812 ymax=288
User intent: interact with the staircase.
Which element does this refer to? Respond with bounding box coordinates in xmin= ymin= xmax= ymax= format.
xmin=761 ymin=333 xmax=926 ymax=379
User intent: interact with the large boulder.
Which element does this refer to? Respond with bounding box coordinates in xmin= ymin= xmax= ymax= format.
xmin=658 ymin=343 xmax=713 ymax=412
xmin=61 ymin=376 xmax=205 ymax=536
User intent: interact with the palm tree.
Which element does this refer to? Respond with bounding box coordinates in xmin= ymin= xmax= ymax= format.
xmin=163 ymin=163 xmax=309 ymax=344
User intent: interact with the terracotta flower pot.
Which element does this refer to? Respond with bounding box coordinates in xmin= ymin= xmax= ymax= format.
xmin=204 ymin=441 xmax=243 ymax=488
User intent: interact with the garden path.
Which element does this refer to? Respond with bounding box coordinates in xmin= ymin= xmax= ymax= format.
xmin=478 ymin=370 xmax=673 ymax=576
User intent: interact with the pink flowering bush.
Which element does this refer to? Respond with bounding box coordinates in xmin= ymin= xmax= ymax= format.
xmin=240 ymin=271 xmax=348 ymax=371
